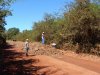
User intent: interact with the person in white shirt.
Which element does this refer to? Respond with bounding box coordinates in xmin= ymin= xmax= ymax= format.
xmin=24 ymin=39 xmax=29 ymax=56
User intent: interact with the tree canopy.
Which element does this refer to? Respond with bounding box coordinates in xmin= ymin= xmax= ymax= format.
xmin=6 ymin=27 xmax=19 ymax=40
xmin=0 ymin=0 xmax=15 ymax=48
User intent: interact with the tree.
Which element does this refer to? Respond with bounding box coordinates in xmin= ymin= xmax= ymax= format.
xmin=0 ymin=0 xmax=15 ymax=32
xmin=0 ymin=0 xmax=16 ymax=47
xmin=64 ymin=0 xmax=100 ymax=53
xmin=6 ymin=27 xmax=19 ymax=40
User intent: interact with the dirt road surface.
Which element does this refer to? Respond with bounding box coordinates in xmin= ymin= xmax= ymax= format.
xmin=0 ymin=41 xmax=100 ymax=75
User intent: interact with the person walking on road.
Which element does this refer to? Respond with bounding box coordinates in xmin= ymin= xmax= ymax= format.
xmin=24 ymin=39 xmax=30 ymax=56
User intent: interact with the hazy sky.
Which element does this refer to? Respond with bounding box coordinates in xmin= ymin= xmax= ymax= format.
xmin=5 ymin=0 xmax=73 ymax=32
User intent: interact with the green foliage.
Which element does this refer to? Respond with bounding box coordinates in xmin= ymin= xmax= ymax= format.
xmin=15 ymin=0 xmax=100 ymax=54
xmin=64 ymin=0 xmax=100 ymax=53
xmin=0 ymin=0 xmax=15 ymax=32
xmin=31 ymin=0 xmax=100 ymax=53
xmin=6 ymin=27 xmax=19 ymax=40
xmin=32 ymin=13 xmax=65 ymax=45
xmin=15 ymin=30 xmax=34 ymax=42
xmin=0 ymin=0 xmax=15 ymax=47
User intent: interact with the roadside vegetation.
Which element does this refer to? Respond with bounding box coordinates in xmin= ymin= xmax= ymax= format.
xmin=5 ymin=0 xmax=100 ymax=55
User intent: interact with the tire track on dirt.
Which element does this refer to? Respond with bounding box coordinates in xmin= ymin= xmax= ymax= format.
xmin=56 ymin=55 xmax=100 ymax=74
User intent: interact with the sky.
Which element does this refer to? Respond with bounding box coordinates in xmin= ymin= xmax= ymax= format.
xmin=5 ymin=0 xmax=73 ymax=32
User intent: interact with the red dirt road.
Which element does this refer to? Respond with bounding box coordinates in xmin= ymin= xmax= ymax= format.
xmin=56 ymin=55 xmax=100 ymax=74
xmin=1 ymin=41 xmax=100 ymax=75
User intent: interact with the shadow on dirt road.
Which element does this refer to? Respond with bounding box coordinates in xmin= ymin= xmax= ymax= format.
xmin=0 ymin=44 xmax=48 ymax=75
